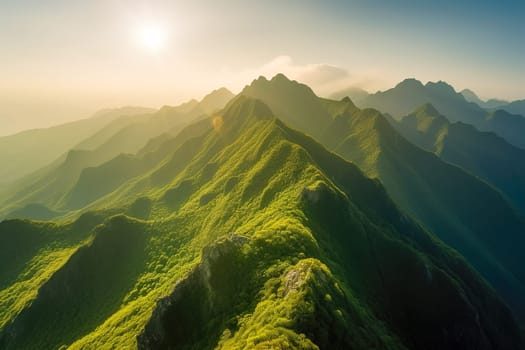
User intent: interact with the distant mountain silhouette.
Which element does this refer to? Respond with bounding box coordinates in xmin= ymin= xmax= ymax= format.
xmin=460 ymin=89 xmax=508 ymax=109
xmin=0 ymin=107 xmax=154 ymax=185
xmin=0 ymin=88 xmax=234 ymax=218
xmin=358 ymin=78 xmax=525 ymax=149
xmin=504 ymin=99 xmax=525 ymax=116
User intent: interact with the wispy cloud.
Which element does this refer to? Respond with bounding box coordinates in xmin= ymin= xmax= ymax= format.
xmin=222 ymin=55 xmax=385 ymax=96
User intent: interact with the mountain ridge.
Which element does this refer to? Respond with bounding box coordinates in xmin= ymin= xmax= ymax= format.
xmin=358 ymin=78 xmax=525 ymax=149
xmin=0 ymin=79 xmax=524 ymax=349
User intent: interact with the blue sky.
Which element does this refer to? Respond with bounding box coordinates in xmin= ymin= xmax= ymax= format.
xmin=0 ymin=0 xmax=524 ymax=134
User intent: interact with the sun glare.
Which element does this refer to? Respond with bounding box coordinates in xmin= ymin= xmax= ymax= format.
xmin=136 ymin=23 xmax=168 ymax=53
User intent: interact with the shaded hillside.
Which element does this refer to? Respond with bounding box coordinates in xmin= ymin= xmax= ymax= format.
xmin=358 ymin=78 xmax=525 ymax=149
xmin=0 ymin=96 xmax=522 ymax=349
xmin=394 ymin=104 xmax=525 ymax=214
xmin=241 ymin=74 xmax=525 ymax=322
xmin=503 ymin=100 xmax=525 ymax=116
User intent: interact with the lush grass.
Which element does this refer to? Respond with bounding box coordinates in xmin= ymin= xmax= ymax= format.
xmin=240 ymin=74 xmax=525 ymax=323
xmin=0 ymin=95 xmax=522 ymax=349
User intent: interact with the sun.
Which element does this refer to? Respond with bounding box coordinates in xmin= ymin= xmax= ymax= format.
xmin=136 ymin=23 xmax=168 ymax=53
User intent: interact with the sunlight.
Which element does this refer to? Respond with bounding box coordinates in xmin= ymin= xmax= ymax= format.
xmin=135 ymin=22 xmax=168 ymax=53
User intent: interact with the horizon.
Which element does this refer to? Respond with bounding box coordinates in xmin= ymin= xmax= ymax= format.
xmin=1 ymin=0 xmax=524 ymax=136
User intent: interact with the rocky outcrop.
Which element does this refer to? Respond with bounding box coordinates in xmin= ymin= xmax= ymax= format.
xmin=137 ymin=234 xmax=250 ymax=349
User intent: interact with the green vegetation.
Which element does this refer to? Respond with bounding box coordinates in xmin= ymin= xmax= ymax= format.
xmin=394 ymin=103 xmax=525 ymax=213
xmin=0 ymin=88 xmax=233 ymax=220
xmin=0 ymin=82 xmax=523 ymax=349
xmin=242 ymin=74 xmax=525 ymax=322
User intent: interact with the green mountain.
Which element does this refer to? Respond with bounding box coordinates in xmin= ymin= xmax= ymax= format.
xmin=239 ymin=75 xmax=525 ymax=323
xmin=0 ymin=96 xmax=522 ymax=349
xmin=242 ymin=74 xmax=332 ymax=139
xmin=0 ymin=88 xmax=233 ymax=220
xmin=358 ymin=78 xmax=525 ymax=149
xmin=0 ymin=107 xmax=154 ymax=185
xmin=393 ymin=103 xmax=525 ymax=214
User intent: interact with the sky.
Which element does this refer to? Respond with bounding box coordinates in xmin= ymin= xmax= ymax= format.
xmin=1 ymin=0 xmax=524 ymax=136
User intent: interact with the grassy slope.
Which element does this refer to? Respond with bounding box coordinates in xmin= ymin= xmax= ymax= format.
xmin=0 ymin=90 xmax=233 ymax=220
xmin=329 ymin=107 xmax=525 ymax=321
xmin=0 ymin=97 xmax=522 ymax=349
xmin=239 ymin=75 xmax=525 ymax=322
xmin=394 ymin=104 xmax=525 ymax=213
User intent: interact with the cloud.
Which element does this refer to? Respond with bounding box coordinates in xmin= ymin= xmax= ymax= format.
xmin=222 ymin=55 xmax=383 ymax=97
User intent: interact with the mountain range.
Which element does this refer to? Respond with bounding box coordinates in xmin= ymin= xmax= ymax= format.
xmin=392 ymin=103 xmax=525 ymax=214
xmin=0 ymin=75 xmax=524 ymax=349
xmin=353 ymin=78 xmax=525 ymax=149
xmin=241 ymin=75 xmax=525 ymax=322
xmin=0 ymin=107 xmax=155 ymax=185
xmin=460 ymin=89 xmax=508 ymax=110
xmin=0 ymin=88 xmax=234 ymax=220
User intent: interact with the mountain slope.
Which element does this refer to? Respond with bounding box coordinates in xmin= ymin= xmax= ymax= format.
xmin=393 ymin=103 xmax=525 ymax=214
xmin=503 ymin=100 xmax=525 ymax=116
xmin=0 ymin=107 xmax=153 ymax=184
xmin=460 ymin=89 xmax=508 ymax=109
xmin=0 ymin=96 xmax=521 ymax=349
xmin=0 ymin=89 xmax=234 ymax=220
xmin=359 ymin=78 xmax=525 ymax=149
xmin=240 ymin=75 xmax=525 ymax=322
xmin=242 ymin=74 xmax=332 ymax=139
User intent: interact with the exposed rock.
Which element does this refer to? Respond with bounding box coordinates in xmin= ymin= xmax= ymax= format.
xmin=137 ymin=234 xmax=250 ymax=349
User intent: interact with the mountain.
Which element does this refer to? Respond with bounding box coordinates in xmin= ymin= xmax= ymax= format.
xmin=461 ymin=89 xmax=508 ymax=109
xmin=329 ymin=86 xmax=370 ymax=102
xmin=70 ymin=88 xmax=232 ymax=156
xmin=460 ymin=89 xmax=525 ymax=118
xmin=0 ymin=96 xmax=522 ymax=349
xmin=358 ymin=78 xmax=525 ymax=149
xmin=392 ymin=103 xmax=525 ymax=213
xmin=503 ymin=100 xmax=525 ymax=117
xmin=0 ymin=107 xmax=154 ymax=184
xmin=238 ymin=74 xmax=525 ymax=323
xmin=0 ymin=88 xmax=234 ymax=220
xmin=242 ymin=74 xmax=332 ymax=139
xmin=198 ymin=87 xmax=235 ymax=114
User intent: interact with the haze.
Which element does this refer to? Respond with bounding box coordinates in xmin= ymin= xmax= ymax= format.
xmin=1 ymin=0 xmax=524 ymax=136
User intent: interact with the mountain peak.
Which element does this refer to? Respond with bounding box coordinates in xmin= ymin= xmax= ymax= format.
xmin=199 ymin=87 xmax=235 ymax=114
xmin=223 ymin=95 xmax=274 ymax=122
xmin=395 ymin=78 xmax=424 ymax=90
xmin=425 ymin=80 xmax=457 ymax=95
xmin=202 ymin=87 xmax=233 ymax=100
xmin=460 ymin=88 xmax=480 ymax=101
xmin=271 ymin=72 xmax=291 ymax=82
xmin=245 ymin=73 xmax=309 ymax=93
